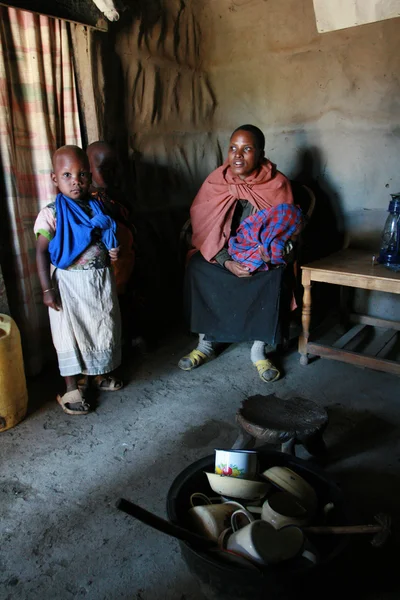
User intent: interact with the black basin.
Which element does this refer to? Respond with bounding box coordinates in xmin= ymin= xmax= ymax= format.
xmin=167 ymin=448 xmax=354 ymax=599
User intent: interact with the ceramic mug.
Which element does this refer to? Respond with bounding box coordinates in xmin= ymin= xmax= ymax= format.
xmin=226 ymin=519 xmax=318 ymax=566
xmin=215 ymin=449 xmax=258 ymax=479
xmin=189 ymin=493 xmax=220 ymax=507
xmin=261 ymin=492 xmax=309 ymax=529
xmin=226 ymin=519 xmax=284 ymax=565
xmin=277 ymin=525 xmax=319 ymax=565
xmin=230 ymin=508 xmax=255 ymax=532
xmin=188 ymin=499 xmax=248 ymax=541
xmin=226 ymin=508 xmax=275 ymax=565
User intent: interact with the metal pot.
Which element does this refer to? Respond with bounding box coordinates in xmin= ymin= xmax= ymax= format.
xmin=166 ymin=448 xmax=354 ymax=600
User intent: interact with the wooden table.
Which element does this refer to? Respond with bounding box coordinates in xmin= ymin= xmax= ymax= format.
xmin=299 ymin=249 xmax=400 ymax=375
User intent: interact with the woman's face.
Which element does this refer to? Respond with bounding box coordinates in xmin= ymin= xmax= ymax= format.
xmin=228 ymin=130 xmax=264 ymax=179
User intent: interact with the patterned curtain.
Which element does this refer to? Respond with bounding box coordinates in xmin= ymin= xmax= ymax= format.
xmin=0 ymin=7 xmax=82 ymax=374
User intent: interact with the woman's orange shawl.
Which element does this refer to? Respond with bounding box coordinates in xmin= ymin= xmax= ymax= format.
xmin=191 ymin=159 xmax=293 ymax=262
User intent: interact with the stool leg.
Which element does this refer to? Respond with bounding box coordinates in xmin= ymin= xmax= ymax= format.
xmin=281 ymin=437 xmax=296 ymax=455
xmin=302 ymin=432 xmax=328 ymax=458
xmin=232 ymin=429 xmax=256 ymax=450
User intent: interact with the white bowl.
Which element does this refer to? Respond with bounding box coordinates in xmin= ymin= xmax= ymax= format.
xmin=205 ymin=472 xmax=269 ymax=501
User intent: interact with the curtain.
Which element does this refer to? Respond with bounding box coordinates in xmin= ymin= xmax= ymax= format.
xmin=0 ymin=7 xmax=82 ymax=374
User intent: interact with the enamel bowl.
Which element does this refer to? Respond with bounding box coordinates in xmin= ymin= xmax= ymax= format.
xmin=261 ymin=466 xmax=318 ymax=513
xmin=205 ymin=472 xmax=269 ymax=501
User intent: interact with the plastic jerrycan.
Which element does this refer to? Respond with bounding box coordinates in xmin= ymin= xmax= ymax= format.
xmin=0 ymin=314 xmax=28 ymax=432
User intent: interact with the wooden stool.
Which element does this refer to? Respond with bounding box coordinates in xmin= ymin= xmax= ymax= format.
xmin=233 ymin=394 xmax=328 ymax=457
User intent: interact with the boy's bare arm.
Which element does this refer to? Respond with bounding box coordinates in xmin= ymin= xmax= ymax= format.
xmin=36 ymin=235 xmax=60 ymax=311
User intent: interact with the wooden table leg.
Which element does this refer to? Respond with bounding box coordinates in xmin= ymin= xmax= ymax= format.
xmin=299 ymin=270 xmax=312 ymax=365
xmin=338 ymin=286 xmax=352 ymax=333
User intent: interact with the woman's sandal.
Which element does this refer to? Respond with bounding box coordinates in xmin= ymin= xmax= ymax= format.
xmin=77 ymin=375 xmax=123 ymax=392
xmin=56 ymin=389 xmax=90 ymax=415
xmin=178 ymin=349 xmax=214 ymax=371
xmin=254 ymin=358 xmax=281 ymax=383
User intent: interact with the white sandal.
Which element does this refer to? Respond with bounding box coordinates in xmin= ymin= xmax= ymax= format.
xmin=56 ymin=389 xmax=90 ymax=415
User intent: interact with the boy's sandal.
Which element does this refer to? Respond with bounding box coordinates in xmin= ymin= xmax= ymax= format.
xmin=178 ymin=349 xmax=214 ymax=371
xmin=92 ymin=375 xmax=123 ymax=391
xmin=254 ymin=359 xmax=281 ymax=383
xmin=77 ymin=375 xmax=123 ymax=392
xmin=56 ymin=390 xmax=90 ymax=415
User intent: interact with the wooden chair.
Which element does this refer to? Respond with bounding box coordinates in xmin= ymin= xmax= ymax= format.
xmin=279 ymin=183 xmax=316 ymax=344
xmin=289 ymin=182 xmax=316 ymax=280
xmin=292 ymin=182 xmax=316 ymax=223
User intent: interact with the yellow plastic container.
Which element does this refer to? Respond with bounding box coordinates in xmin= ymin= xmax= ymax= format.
xmin=0 ymin=314 xmax=28 ymax=432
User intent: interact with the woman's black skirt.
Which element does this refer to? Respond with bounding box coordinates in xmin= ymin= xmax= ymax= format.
xmin=184 ymin=252 xmax=283 ymax=344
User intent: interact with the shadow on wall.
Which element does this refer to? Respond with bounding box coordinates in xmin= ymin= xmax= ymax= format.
xmin=293 ymin=147 xmax=346 ymax=318
xmin=128 ymin=131 xmax=226 ymax=339
xmin=93 ymin=0 xmax=219 ymax=343
xmin=294 ymin=146 xmax=345 ymax=263
xmin=94 ymin=30 xmax=132 ymax=192
xmin=128 ymin=155 xmax=204 ymax=343
xmin=129 ymin=137 xmax=224 ymax=342
xmin=132 ymin=206 xmax=190 ymax=343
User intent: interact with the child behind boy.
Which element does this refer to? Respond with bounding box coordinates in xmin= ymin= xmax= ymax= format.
xmin=86 ymin=141 xmax=135 ymax=296
xmin=35 ymin=145 xmax=123 ymax=415
xmin=87 ymin=142 xmax=136 ymax=349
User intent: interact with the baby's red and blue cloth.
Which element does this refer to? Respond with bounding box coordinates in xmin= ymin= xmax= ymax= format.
xmin=228 ymin=203 xmax=303 ymax=272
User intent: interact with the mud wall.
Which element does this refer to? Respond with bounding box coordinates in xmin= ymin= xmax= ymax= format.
xmin=105 ymin=0 xmax=400 ymax=329
xmin=195 ymin=0 xmax=400 ymax=318
xmin=113 ymin=1 xmax=219 ymax=209
xmin=96 ymin=0 xmax=220 ymax=335
xmin=197 ymin=0 xmax=400 ymax=246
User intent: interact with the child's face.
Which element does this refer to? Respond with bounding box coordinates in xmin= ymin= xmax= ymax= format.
xmin=51 ymin=151 xmax=91 ymax=200
xmin=89 ymin=148 xmax=118 ymax=190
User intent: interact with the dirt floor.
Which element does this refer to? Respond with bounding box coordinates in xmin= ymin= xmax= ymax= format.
xmin=1 ymin=332 xmax=400 ymax=600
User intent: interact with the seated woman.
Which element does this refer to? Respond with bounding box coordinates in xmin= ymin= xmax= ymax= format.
xmin=178 ymin=124 xmax=294 ymax=382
